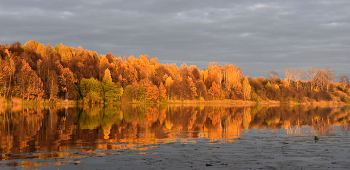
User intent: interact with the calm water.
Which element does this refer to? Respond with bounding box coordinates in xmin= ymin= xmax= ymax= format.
xmin=0 ymin=105 xmax=349 ymax=168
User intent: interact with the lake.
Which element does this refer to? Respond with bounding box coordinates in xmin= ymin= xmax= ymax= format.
xmin=0 ymin=105 xmax=349 ymax=169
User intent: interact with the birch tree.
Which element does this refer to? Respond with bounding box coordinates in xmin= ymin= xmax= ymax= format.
xmin=340 ymin=76 xmax=349 ymax=88
xmin=293 ymin=69 xmax=304 ymax=90
xmin=325 ymin=67 xmax=337 ymax=92
xmin=283 ymin=67 xmax=293 ymax=87
xmin=306 ymin=67 xmax=319 ymax=90
xmin=268 ymin=71 xmax=279 ymax=83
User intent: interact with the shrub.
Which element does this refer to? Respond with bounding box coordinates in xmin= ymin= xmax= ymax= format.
xmin=328 ymin=84 xmax=335 ymax=92
xmin=272 ymin=84 xmax=279 ymax=90
xmin=337 ymin=86 xmax=345 ymax=92
xmin=251 ymin=93 xmax=261 ymax=103
xmin=265 ymin=82 xmax=272 ymax=89
xmin=315 ymin=91 xmax=332 ymax=101
xmin=341 ymin=96 xmax=348 ymax=104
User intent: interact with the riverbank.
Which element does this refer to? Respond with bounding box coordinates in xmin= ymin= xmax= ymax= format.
xmin=159 ymin=99 xmax=348 ymax=108
xmin=1 ymin=97 xmax=348 ymax=109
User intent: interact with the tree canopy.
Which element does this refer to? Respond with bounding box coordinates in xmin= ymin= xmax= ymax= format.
xmin=0 ymin=40 xmax=348 ymax=104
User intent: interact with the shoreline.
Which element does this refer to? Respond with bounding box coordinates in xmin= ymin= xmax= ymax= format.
xmin=1 ymin=97 xmax=349 ymax=109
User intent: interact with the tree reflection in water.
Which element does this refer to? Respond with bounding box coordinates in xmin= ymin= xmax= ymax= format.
xmin=0 ymin=105 xmax=349 ymax=162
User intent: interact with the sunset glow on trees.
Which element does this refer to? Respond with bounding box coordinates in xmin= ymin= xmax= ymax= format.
xmin=0 ymin=40 xmax=349 ymax=104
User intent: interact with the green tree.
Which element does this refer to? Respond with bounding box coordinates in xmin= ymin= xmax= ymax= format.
xmin=265 ymin=82 xmax=271 ymax=89
xmin=79 ymin=77 xmax=103 ymax=103
xmin=102 ymin=69 xmax=123 ymax=103
xmin=123 ymin=85 xmax=137 ymax=102
xmin=138 ymin=84 xmax=146 ymax=101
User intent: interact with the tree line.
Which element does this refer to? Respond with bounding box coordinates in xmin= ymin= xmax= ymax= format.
xmin=0 ymin=40 xmax=349 ymax=104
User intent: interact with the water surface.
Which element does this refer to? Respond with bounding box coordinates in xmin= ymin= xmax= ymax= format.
xmin=0 ymin=105 xmax=349 ymax=169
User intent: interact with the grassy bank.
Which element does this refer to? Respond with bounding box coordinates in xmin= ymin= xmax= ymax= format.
xmin=0 ymin=97 xmax=77 ymax=107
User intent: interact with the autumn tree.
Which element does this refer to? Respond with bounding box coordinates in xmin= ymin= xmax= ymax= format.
xmin=144 ymin=83 xmax=159 ymax=102
xmin=57 ymin=43 xmax=74 ymax=65
xmin=159 ymin=82 xmax=167 ymax=101
xmin=8 ymin=40 xmax=348 ymax=103
xmin=122 ymin=61 xmax=138 ymax=86
xmin=165 ymin=76 xmax=173 ymax=100
xmin=17 ymin=60 xmax=33 ymax=100
xmin=2 ymin=49 xmax=15 ymax=98
xmin=208 ymin=81 xmax=221 ymax=100
xmin=223 ymin=64 xmax=238 ymax=90
xmin=190 ymin=66 xmax=201 ymax=80
xmin=196 ymin=80 xmax=206 ymax=100
xmin=98 ymin=55 xmax=112 ymax=81
xmin=204 ymin=62 xmax=222 ymax=89
xmin=48 ymin=71 xmax=59 ymax=100
xmin=15 ymin=59 xmax=43 ymax=100
xmin=188 ymin=77 xmax=198 ymax=99
xmin=179 ymin=63 xmax=194 ymax=100
xmin=242 ymin=77 xmax=251 ymax=101
xmin=54 ymin=61 xmax=77 ymax=99
xmin=0 ymin=60 xmax=4 ymax=96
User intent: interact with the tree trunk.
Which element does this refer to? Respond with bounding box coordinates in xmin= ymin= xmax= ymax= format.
xmin=50 ymin=79 xmax=53 ymax=100
xmin=297 ymin=81 xmax=299 ymax=91
xmin=7 ymin=74 xmax=12 ymax=99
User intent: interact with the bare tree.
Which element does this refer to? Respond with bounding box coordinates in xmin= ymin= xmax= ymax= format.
xmin=305 ymin=67 xmax=319 ymax=90
xmin=315 ymin=69 xmax=327 ymax=90
xmin=268 ymin=71 xmax=278 ymax=83
xmin=340 ymin=76 xmax=349 ymax=88
xmin=283 ymin=67 xmax=293 ymax=87
xmin=293 ymin=69 xmax=305 ymax=90
xmin=325 ymin=67 xmax=337 ymax=92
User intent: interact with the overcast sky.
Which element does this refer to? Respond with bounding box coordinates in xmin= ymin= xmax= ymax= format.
xmin=1 ymin=0 xmax=349 ymax=79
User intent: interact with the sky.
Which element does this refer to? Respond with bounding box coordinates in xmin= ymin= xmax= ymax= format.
xmin=1 ymin=0 xmax=349 ymax=79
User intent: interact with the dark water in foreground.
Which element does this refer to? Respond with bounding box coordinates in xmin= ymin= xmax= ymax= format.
xmin=0 ymin=105 xmax=349 ymax=169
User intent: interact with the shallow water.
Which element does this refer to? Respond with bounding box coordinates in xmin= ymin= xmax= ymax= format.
xmin=0 ymin=105 xmax=349 ymax=169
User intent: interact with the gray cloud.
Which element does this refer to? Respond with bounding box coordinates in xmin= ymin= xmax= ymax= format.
xmin=1 ymin=0 xmax=350 ymax=79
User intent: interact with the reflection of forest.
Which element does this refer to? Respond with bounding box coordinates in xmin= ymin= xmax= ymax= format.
xmin=0 ymin=105 xmax=349 ymax=161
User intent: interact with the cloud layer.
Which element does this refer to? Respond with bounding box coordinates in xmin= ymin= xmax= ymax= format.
xmin=1 ymin=0 xmax=349 ymax=78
